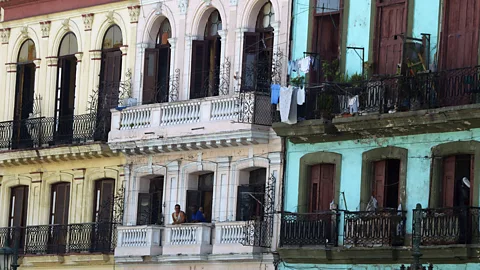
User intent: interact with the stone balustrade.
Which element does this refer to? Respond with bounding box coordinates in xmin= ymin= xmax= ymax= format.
xmin=115 ymin=225 xmax=163 ymax=257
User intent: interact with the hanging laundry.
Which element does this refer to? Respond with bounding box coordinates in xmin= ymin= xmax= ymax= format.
xmin=297 ymin=86 xmax=305 ymax=105
xmin=271 ymin=84 xmax=280 ymax=104
xmin=298 ymin=56 xmax=311 ymax=73
xmin=288 ymin=60 xmax=298 ymax=75
xmin=280 ymin=86 xmax=297 ymax=124
xmin=348 ymin=95 xmax=359 ymax=114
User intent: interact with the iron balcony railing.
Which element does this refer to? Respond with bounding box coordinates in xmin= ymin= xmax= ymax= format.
xmin=296 ymin=66 xmax=480 ymax=121
xmin=0 ymin=222 xmax=117 ymax=255
xmin=279 ymin=212 xmax=340 ymax=247
xmin=0 ymin=113 xmax=108 ymax=151
xmin=343 ymin=210 xmax=407 ymax=247
xmin=413 ymin=207 xmax=480 ymax=246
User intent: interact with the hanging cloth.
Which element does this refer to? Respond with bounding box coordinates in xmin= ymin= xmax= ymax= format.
xmin=280 ymin=86 xmax=298 ymax=124
xmin=348 ymin=95 xmax=359 ymax=114
xmin=297 ymin=86 xmax=305 ymax=105
xmin=271 ymin=84 xmax=280 ymax=104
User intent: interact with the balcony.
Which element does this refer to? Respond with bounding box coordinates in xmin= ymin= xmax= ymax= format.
xmin=274 ymin=67 xmax=480 ymax=143
xmin=343 ymin=210 xmax=407 ymax=247
xmin=108 ymin=93 xmax=273 ymax=152
xmin=115 ymin=225 xmax=163 ymax=257
xmin=163 ymin=223 xmax=213 ymax=256
xmin=0 ymin=113 xmax=106 ymax=151
xmin=0 ymin=222 xmax=117 ymax=256
xmin=279 ymin=212 xmax=340 ymax=247
xmin=413 ymin=207 xmax=480 ymax=246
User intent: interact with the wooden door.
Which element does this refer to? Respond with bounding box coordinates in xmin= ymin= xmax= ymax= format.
xmin=142 ymin=48 xmax=159 ymax=104
xmin=309 ymin=164 xmax=335 ymax=212
xmin=442 ymin=156 xmax=456 ymax=207
xmin=190 ymin=40 xmax=209 ymax=99
xmin=241 ymin=32 xmax=260 ymax=91
xmin=9 ymin=186 xmax=28 ymax=250
xmin=55 ymin=57 xmax=76 ymax=142
xmin=374 ymin=0 xmax=408 ymax=75
xmin=311 ymin=13 xmax=340 ymax=83
xmin=439 ymin=0 xmax=480 ymax=69
xmin=49 ymin=182 xmax=70 ymax=254
xmin=157 ymin=46 xmax=171 ymax=102
xmin=373 ymin=160 xmax=387 ymax=207
xmin=93 ymin=179 xmax=115 ymax=223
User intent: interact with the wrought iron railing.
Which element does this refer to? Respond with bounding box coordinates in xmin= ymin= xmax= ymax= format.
xmin=237 ymin=92 xmax=274 ymax=125
xmin=413 ymin=207 xmax=480 ymax=246
xmin=295 ymin=66 xmax=480 ymax=121
xmin=0 ymin=223 xmax=117 ymax=255
xmin=243 ymin=219 xmax=272 ymax=248
xmin=343 ymin=210 xmax=407 ymax=247
xmin=279 ymin=212 xmax=340 ymax=247
xmin=141 ymin=69 xmax=180 ymax=104
xmin=0 ymin=113 xmax=107 ymax=151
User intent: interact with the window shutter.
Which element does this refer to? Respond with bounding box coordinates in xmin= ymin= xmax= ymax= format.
xmin=309 ymin=164 xmax=321 ymax=212
xmin=10 ymin=186 xmax=29 ymax=227
xmin=142 ymin=48 xmax=160 ymax=104
xmin=51 ymin=183 xmax=70 ymax=225
xmin=442 ymin=156 xmax=456 ymax=207
xmin=373 ymin=160 xmax=387 ymax=208
xmin=97 ymin=179 xmax=115 ymax=222
xmin=186 ymin=190 xmax=202 ymax=222
xmin=157 ymin=47 xmax=171 ymax=103
xmin=190 ymin=40 xmax=209 ymax=99
xmin=241 ymin=32 xmax=260 ymax=91
xmin=320 ymin=164 xmax=335 ymax=210
xmin=137 ymin=193 xmax=152 ymax=225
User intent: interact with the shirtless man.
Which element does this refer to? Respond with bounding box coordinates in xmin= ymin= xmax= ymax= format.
xmin=171 ymin=204 xmax=186 ymax=224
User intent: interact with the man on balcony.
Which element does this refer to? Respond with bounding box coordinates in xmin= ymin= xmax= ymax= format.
xmin=172 ymin=204 xmax=186 ymax=224
xmin=189 ymin=205 xmax=206 ymax=223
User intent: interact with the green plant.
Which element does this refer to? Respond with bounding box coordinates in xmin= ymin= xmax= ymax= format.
xmin=290 ymin=75 xmax=305 ymax=86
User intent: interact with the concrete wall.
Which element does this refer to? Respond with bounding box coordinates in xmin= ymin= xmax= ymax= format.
xmin=289 ymin=0 xmax=309 ymax=76
xmin=284 ymin=129 xmax=480 ymax=234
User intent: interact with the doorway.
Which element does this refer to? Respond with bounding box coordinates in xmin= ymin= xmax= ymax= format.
xmin=186 ymin=172 xmax=214 ymax=222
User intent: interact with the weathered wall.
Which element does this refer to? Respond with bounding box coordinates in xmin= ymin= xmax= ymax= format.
xmin=279 ymin=262 xmax=480 ymax=270
xmin=284 ymin=129 xmax=480 ymax=233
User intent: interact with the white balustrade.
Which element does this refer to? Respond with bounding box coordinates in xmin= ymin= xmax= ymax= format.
xmin=217 ymin=223 xmax=245 ymax=244
xmin=115 ymin=225 xmax=163 ymax=257
xmin=163 ymin=224 xmax=213 ymax=255
xmin=169 ymin=226 xmax=197 ymax=245
xmin=118 ymin=227 xmax=148 ymax=247
xmin=211 ymin=97 xmax=239 ymax=121
xmin=160 ymin=102 xmax=201 ymax=126
xmin=120 ymin=107 xmax=152 ymax=130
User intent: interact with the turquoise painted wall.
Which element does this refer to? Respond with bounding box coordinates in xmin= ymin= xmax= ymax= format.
xmin=279 ymin=262 xmax=480 ymax=270
xmin=284 ymin=129 xmax=480 ymax=235
xmin=412 ymin=0 xmax=441 ymax=67
xmin=344 ymin=0 xmax=372 ymax=76
xmin=290 ymin=0 xmax=310 ymax=78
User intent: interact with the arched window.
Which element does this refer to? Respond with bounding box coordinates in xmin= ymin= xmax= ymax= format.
xmin=190 ymin=10 xmax=222 ymax=99
xmin=241 ymin=2 xmax=275 ymax=93
xmin=102 ymin=25 xmax=123 ymax=50
xmin=13 ymin=40 xmax=37 ymax=149
xmin=55 ymin=33 xmax=79 ymax=143
xmin=18 ymin=39 xmax=36 ymax=63
xmin=143 ymin=19 xmax=172 ymax=104
xmin=96 ymin=25 xmax=123 ymax=141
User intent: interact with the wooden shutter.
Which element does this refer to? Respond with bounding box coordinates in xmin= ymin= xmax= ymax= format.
xmin=137 ymin=193 xmax=152 ymax=225
xmin=142 ymin=48 xmax=159 ymax=104
xmin=442 ymin=156 xmax=456 ymax=207
xmin=50 ymin=183 xmax=70 ymax=225
xmin=190 ymin=40 xmax=209 ymax=99
xmin=157 ymin=47 xmax=171 ymax=103
xmin=374 ymin=0 xmax=407 ymax=75
xmin=186 ymin=190 xmax=202 ymax=222
xmin=93 ymin=179 xmax=115 ymax=223
xmin=309 ymin=164 xmax=335 ymax=212
xmin=373 ymin=160 xmax=387 ymax=208
xmin=9 ymin=186 xmax=29 ymax=227
xmin=241 ymin=32 xmax=260 ymax=91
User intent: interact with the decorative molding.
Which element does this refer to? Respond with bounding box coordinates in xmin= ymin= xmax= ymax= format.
xmin=89 ymin=50 xmax=102 ymax=60
xmin=20 ymin=27 xmax=28 ymax=39
xmin=106 ymin=11 xmax=115 ymax=24
xmin=33 ymin=59 xmax=41 ymax=68
xmin=120 ymin=46 xmax=128 ymax=56
xmin=6 ymin=63 xmax=17 ymax=73
xmin=39 ymin=21 xmax=51 ymax=38
xmin=218 ymin=29 xmax=227 ymax=40
xmin=0 ymin=28 xmax=11 ymax=44
xmin=128 ymin=6 xmax=141 ymax=24
xmin=75 ymin=52 xmax=84 ymax=62
xmin=167 ymin=37 xmax=177 ymax=49
xmin=229 ymin=0 xmax=238 ymax=6
xmin=45 ymin=56 xmax=58 ymax=67
xmin=178 ymin=0 xmax=188 ymax=15
xmin=136 ymin=43 xmax=149 ymax=54
xmin=203 ymin=0 xmax=211 ymax=7
xmin=82 ymin=14 xmax=94 ymax=31
xmin=61 ymin=19 xmax=70 ymax=31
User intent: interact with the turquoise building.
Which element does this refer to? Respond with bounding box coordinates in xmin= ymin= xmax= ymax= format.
xmin=278 ymin=0 xmax=480 ymax=269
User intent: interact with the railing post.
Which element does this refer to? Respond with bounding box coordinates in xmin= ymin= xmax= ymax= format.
xmin=412 ymin=203 xmax=423 ymax=269
xmin=200 ymin=100 xmax=213 ymax=123
xmin=111 ymin=109 xmax=121 ymax=130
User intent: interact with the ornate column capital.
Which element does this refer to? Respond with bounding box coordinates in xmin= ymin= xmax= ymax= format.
xmin=167 ymin=37 xmax=177 ymax=49
xmin=6 ymin=62 xmax=17 ymax=73
xmin=46 ymin=56 xmax=58 ymax=67
xmin=33 ymin=59 xmax=41 ymax=68
xmin=137 ymin=43 xmax=149 ymax=54
xmin=120 ymin=46 xmax=129 ymax=56
xmin=82 ymin=14 xmax=94 ymax=31
xmin=0 ymin=28 xmax=11 ymax=44
xmin=218 ymin=29 xmax=228 ymax=40
xmin=75 ymin=52 xmax=84 ymax=62
xmin=178 ymin=0 xmax=189 ymax=15
xmin=40 ymin=21 xmax=51 ymax=38
xmin=128 ymin=6 xmax=141 ymax=24
xmin=89 ymin=50 xmax=102 ymax=60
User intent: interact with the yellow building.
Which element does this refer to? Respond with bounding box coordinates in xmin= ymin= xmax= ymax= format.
xmin=0 ymin=0 xmax=139 ymax=269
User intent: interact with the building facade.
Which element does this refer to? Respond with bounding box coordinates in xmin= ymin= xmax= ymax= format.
xmin=111 ymin=0 xmax=290 ymax=269
xmin=0 ymin=0 xmax=139 ymax=269
xmin=278 ymin=0 xmax=480 ymax=269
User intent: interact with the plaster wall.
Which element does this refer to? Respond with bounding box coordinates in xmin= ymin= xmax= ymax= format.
xmin=284 ymin=129 xmax=480 ymax=234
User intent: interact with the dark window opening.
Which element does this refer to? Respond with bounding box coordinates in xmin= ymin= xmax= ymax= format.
xmin=442 ymin=154 xmax=474 ymax=208
xmin=186 ymin=172 xmax=214 ymax=222
xmin=8 ymin=186 xmax=28 ymax=250
xmin=93 ymin=179 xmax=115 ymax=223
xmin=308 ymin=163 xmax=335 ymax=212
xmin=372 ymin=159 xmax=400 ymax=209
xmin=137 ymin=176 xmax=164 ymax=225
xmin=237 ymin=168 xmax=266 ymax=221
xmin=143 ymin=20 xmax=172 ymax=104
xmin=241 ymin=2 xmax=275 ymax=93
xmin=190 ymin=11 xmax=222 ymax=99
xmin=49 ymin=182 xmax=70 ymax=254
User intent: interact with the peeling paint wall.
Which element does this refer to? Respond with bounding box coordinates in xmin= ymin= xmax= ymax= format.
xmin=412 ymin=0 xmax=441 ymax=67
xmin=284 ymin=129 xmax=480 ymax=234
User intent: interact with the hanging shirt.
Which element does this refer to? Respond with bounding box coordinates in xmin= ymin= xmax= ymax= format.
xmin=280 ymin=86 xmax=297 ymax=124
xmin=271 ymin=84 xmax=280 ymax=104
xmin=298 ymin=57 xmax=311 ymax=73
xmin=297 ymin=86 xmax=305 ymax=105
xmin=349 ymin=95 xmax=359 ymax=114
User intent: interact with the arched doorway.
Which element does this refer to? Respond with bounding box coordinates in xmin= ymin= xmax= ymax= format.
xmin=95 ymin=25 xmax=122 ymax=141
xmin=55 ymin=33 xmax=78 ymax=143
xmin=241 ymin=2 xmax=275 ymax=93
xmin=190 ymin=10 xmax=222 ymax=99
xmin=143 ymin=19 xmax=172 ymax=104
xmin=13 ymin=40 xmax=36 ymax=149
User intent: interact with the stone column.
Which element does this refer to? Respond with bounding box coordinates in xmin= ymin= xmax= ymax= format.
xmin=120 ymin=46 xmax=129 ymax=82
xmin=165 ymin=161 xmax=180 ymax=225
xmin=74 ymin=52 xmax=84 ymax=115
xmin=214 ymin=157 xmax=231 ymax=222
xmin=167 ymin=38 xmax=178 ymax=102
xmin=5 ymin=63 xmax=17 ymax=120
xmin=217 ymin=30 xmax=228 ymax=95
xmin=135 ymin=43 xmax=148 ymax=103
xmin=184 ymin=35 xmax=196 ymax=100
xmin=89 ymin=50 xmax=102 ymax=110
xmin=33 ymin=59 xmax=42 ymax=115
xmin=235 ymin=28 xmax=247 ymax=89
xmin=44 ymin=57 xmax=58 ymax=117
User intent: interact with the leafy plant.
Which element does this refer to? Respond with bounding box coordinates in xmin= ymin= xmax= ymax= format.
xmin=290 ymin=75 xmax=305 ymax=86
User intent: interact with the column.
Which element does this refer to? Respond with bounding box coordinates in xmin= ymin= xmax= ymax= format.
xmin=234 ymin=28 xmax=247 ymax=92
xmin=89 ymin=50 xmax=102 ymax=114
xmin=271 ymin=21 xmax=283 ymax=85
xmin=44 ymin=57 xmax=58 ymax=117
xmin=184 ymin=35 xmax=195 ymax=100
xmin=215 ymin=157 xmax=231 ymax=222
xmin=120 ymin=46 xmax=129 ymax=82
xmin=74 ymin=52 xmax=84 ymax=114
xmin=268 ymin=152 xmax=282 ymax=251
xmin=5 ymin=63 xmax=17 ymax=120
xmin=165 ymin=161 xmax=180 ymax=225
xmin=167 ymin=38 xmax=178 ymax=102
xmin=33 ymin=59 xmax=43 ymax=116
xmin=135 ymin=43 xmax=148 ymax=103
xmin=217 ymin=30 xmax=228 ymax=96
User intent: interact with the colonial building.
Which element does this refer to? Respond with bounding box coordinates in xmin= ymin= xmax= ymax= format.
xmin=277 ymin=0 xmax=480 ymax=269
xmin=110 ymin=0 xmax=289 ymax=269
xmin=0 ymin=0 xmax=139 ymax=269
